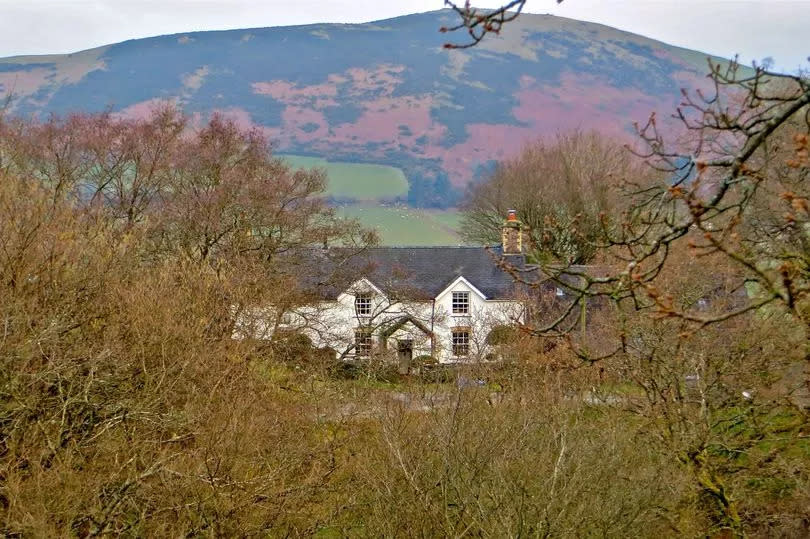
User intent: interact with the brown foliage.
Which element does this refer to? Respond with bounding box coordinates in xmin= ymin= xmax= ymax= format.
xmin=0 ymin=107 xmax=372 ymax=534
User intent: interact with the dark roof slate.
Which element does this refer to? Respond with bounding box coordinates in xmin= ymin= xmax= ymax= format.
xmin=302 ymin=246 xmax=526 ymax=300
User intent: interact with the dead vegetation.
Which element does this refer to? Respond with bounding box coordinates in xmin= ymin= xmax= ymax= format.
xmin=0 ymin=94 xmax=809 ymax=537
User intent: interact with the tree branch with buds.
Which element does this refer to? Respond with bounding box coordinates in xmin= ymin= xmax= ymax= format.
xmin=441 ymin=1 xmax=563 ymax=49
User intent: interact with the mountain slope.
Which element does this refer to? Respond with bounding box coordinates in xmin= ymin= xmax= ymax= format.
xmin=0 ymin=10 xmax=723 ymax=206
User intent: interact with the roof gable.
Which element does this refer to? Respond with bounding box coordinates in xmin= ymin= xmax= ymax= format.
xmin=338 ymin=277 xmax=387 ymax=300
xmin=435 ymin=275 xmax=488 ymax=301
xmin=380 ymin=315 xmax=433 ymax=338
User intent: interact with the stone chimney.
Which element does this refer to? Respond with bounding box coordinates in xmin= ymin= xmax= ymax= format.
xmin=501 ymin=209 xmax=523 ymax=255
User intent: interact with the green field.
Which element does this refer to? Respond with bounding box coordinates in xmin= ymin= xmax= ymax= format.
xmin=280 ymin=154 xmax=409 ymax=201
xmin=338 ymin=205 xmax=465 ymax=246
xmin=280 ymin=155 xmax=465 ymax=245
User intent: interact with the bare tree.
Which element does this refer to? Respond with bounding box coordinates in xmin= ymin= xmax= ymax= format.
xmin=461 ymin=131 xmax=642 ymax=263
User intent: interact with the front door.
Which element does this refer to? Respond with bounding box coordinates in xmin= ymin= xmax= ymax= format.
xmin=397 ymin=340 xmax=413 ymax=374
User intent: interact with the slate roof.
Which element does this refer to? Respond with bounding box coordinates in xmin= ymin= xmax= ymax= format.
xmin=301 ymin=246 xmax=526 ymax=300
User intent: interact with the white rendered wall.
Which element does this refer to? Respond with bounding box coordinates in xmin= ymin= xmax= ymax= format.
xmin=267 ymin=277 xmax=524 ymax=363
xmin=430 ymin=277 xmax=524 ymax=362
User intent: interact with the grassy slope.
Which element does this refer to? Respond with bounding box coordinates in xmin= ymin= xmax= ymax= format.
xmin=281 ymin=154 xmax=463 ymax=246
xmin=280 ymin=154 xmax=409 ymax=201
xmin=338 ymin=205 xmax=464 ymax=246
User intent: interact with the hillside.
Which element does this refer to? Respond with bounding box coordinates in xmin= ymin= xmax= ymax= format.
xmin=0 ymin=10 xmax=724 ymax=207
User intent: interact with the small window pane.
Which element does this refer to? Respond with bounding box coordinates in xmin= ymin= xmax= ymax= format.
xmin=355 ymin=293 xmax=372 ymax=316
xmin=452 ymin=329 xmax=470 ymax=357
xmin=452 ymin=292 xmax=469 ymax=314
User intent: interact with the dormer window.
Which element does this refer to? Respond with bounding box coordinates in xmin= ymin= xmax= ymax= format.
xmin=452 ymin=291 xmax=469 ymax=314
xmin=355 ymin=293 xmax=372 ymax=317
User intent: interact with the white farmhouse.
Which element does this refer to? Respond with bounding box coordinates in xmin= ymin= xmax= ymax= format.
xmin=263 ymin=211 xmax=531 ymax=365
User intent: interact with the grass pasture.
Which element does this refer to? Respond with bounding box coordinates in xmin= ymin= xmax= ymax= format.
xmin=280 ymin=154 xmax=409 ymax=201
xmin=338 ymin=205 xmax=465 ymax=246
xmin=280 ymin=154 xmax=465 ymax=246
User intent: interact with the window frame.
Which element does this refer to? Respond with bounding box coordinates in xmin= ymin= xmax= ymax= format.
xmin=451 ymin=291 xmax=470 ymax=315
xmin=451 ymin=327 xmax=470 ymax=357
xmin=355 ymin=293 xmax=372 ymax=317
xmin=354 ymin=328 xmax=372 ymax=357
